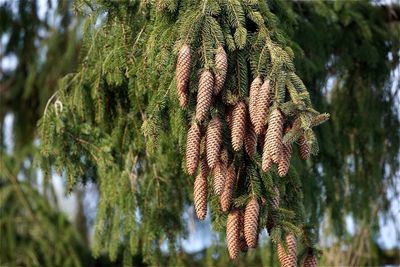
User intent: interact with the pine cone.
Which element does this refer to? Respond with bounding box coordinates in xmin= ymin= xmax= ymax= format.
xmin=226 ymin=107 xmax=233 ymax=131
xmin=220 ymin=165 xmax=235 ymax=212
xmin=193 ymin=172 xmax=207 ymax=220
xmin=244 ymin=198 xmax=260 ymax=248
xmin=277 ymin=234 xmax=297 ymax=267
xmin=214 ymin=46 xmax=227 ymax=95
xmin=231 ymin=101 xmax=247 ymax=151
xmin=176 ymin=44 xmax=191 ymax=107
xmin=265 ymin=109 xmax=284 ymax=163
xmin=200 ymin=157 xmax=209 ymax=178
xmin=186 ymin=122 xmax=201 ymax=175
xmin=271 ymin=185 xmax=280 ymax=210
xmin=298 ymin=134 xmax=310 ymax=160
xmin=278 ymin=128 xmax=292 ymax=177
xmin=249 ymin=76 xmax=262 ymax=126
xmin=262 ymin=133 xmax=273 ymax=172
xmin=303 ymin=254 xmax=317 ymax=267
xmin=238 ymin=210 xmax=248 ymax=252
xmin=226 ymin=210 xmax=240 ymax=259
xmin=195 ymin=70 xmax=214 ymax=122
xmin=213 ymin=160 xmax=226 ymax=195
xmin=254 ymin=79 xmax=271 ymax=134
xmin=244 ymin=119 xmax=257 ymax=157
xmin=267 ymin=186 xmax=279 ymax=234
xmin=206 ymin=116 xmax=222 ymax=169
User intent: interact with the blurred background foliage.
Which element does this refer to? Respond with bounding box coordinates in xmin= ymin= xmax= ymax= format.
xmin=0 ymin=0 xmax=399 ymax=266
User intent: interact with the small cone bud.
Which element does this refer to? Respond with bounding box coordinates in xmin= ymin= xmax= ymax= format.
xmin=176 ymin=44 xmax=191 ymax=107
xmin=226 ymin=210 xmax=240 ymax=259
xmin=213 ymin=161 xmax=226 ymax=195
xmin=220 ymin=165 xmax=235 ymax=212
xmin=195 ymin=70 xmax=214 ymax=122
xmin=277 ymin=234 xmax=297 ymax=267
xmin=265 ymin=109 xmax=284 ymax=163
xmin=186 ymin=122 xmax=201 ymax=175
xmin=303 ymin=254 xmax=317 ymax=267
xmin=244 ymin=198 xmax=260 ymax=248
xmin=231 ymin=101 xmax=247 ymax=151
xmin=249 ymin=77 xmax=262 ymax=126
xmin=194 ymin=162 xmax=208 ymax=220
xmin=206 ymin=116 xmax=222 ymax=169
xmin=214 ymin=46 xmax=228 ymax=95
xmin=254 ymin=79 xmax=271 ymax=134
xmin=298 ymin=135 xmax=310 ymax=160
xmin=244 ymin=120 xmax=257 ymax=157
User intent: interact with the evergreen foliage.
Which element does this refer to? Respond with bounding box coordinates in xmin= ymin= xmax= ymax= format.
xmin=1 ymin=0 xmax=394 ymax=265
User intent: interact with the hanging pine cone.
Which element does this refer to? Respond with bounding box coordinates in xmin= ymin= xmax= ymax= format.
xmin=244 ymin=119 xmax=257 ymax=157
xmin=195 ymin=70 xmax=214 ymax=122
xmin=206 ymin=116 xmax=222 ymax=169
xmin=200 ymin=157 xmax=209 ymax=178
xmin=220 ymin=165 xmax=235 ymax=212
xmin=214 ymin=46 xmax=227 ymax=95
xmin=277 ymin=234 xmax=297 ymax=267
xmin=303 ymin=254 xmax=317 ymax=267
xmin=265 ymin=108 xmax=284 ymax=163
xmin=176 ymin=44 xmax=191 ymax=107
xmin=254 ymin=79 xmax=271 ymax=134
xmin=213 ymin=160 xmax=226 ymax=195
xmin=271 ymin=185 xmax=280 ymax=210
xmin=267 ymin=186 xmax=280 ymax=234
xmin=298 ymin=134 xmax=310 ymax=160
xmin=262 ymin=134 xmax=273 ymax=172
xmin=226 ymin=210 xmax=240 ymax=259
xmin=278 ymin=128 xmax=292 ymax=177
xmin=238 ymin=210 xmax=248 ymax=252
xmin=226 ymin=107 xmax=233 ymax=131
xmin=186 ymin=122 xmax=201 ymax=176
xmin=249 ymin=76 xmax=262 ymax=126
xmin=231 ymin=101 xmax=247 ymax=151
xmin=244 ymin=198 xmax=259 ymax=248
xmin=193 ymin=171 xmax=207 ymax=220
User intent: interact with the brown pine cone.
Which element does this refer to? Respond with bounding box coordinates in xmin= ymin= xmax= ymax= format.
xmin=298 ymin=134 xmax=310 ymax=160
xmin=186 ymin=122 xmax=201 ymax=176
xmin=220 ymin=165 xmax=235 ymax=212
xmin=303 ymin=254 xmax=317 ymax=267
xmin=244 ymin=120 xmax=257 ymax=157
xmin=206 ymin=116 xmax=222 ymax=169
xmin=265 ymin=109 xmax=284 ymax=163
xmin=262 ymin=133 xmax=273 ymax=172
xmin=213 ymin=160 xmax=226 ymax=195
xmin=193 ymin=172 xmax=207 ymax=220
xmin=214 ymin=46 xmax=228 ymax=95
xmin=254 ymin=79 xmax=271 ymax=134
xmin=277 ymin=234 xmax=297 ymax=267
xmin=176 ymin=44 xmax=191 ymax=107
xmin=200 ymin=157 xmax=209 ymax=178
xmin=278 ymin=128 xmax=292 ymax=177
xmin=271 ymin=185 xmax=280 ymax=210
xmin=195 ymin=70 xmax=214 ymax=122
xmin=249 ymin=76 xmax=262 ymax=126
xmin=226 ymin=210 xmax=240 ymax=259
xmin=231 ymin=101 xmax=247 ymax=151
xmin=238 ymin=210 xmax=248 ymax=252
xmin=267 ymin=186 xmax=280 ymax=234
xmin=244 ymin=198 xmax=260 ymax=248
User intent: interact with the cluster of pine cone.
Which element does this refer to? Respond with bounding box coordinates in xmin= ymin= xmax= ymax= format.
xmin=176 ymin=44 xmax=316 ymax=266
